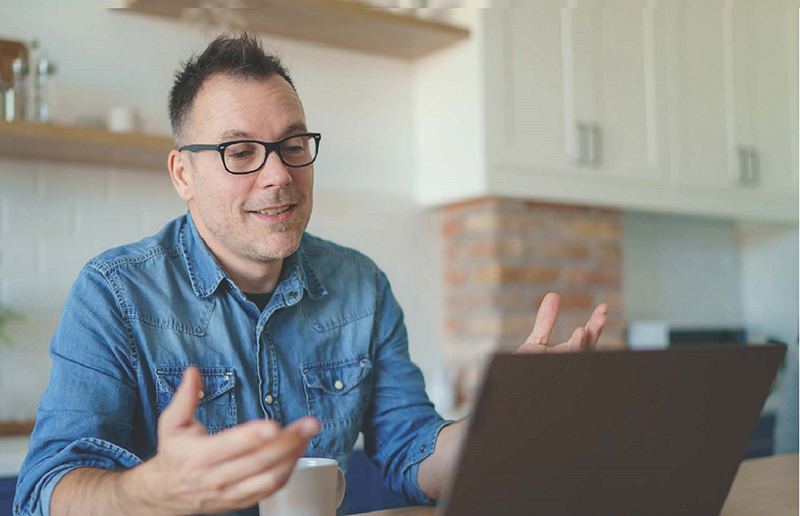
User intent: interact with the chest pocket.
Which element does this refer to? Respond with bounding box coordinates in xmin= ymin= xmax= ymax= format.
xmin=302 ymin=356 xmax=372 ymax=453
xmin=156 ymin=366 xmax=238 ymax=434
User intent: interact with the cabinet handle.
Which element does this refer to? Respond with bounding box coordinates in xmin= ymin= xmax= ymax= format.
xmin=591 ymin=124 xmax=602 ymax=168
xmin=577 ymin=123 xmax=590 ymax=166
xmin=748 ymin=148 xmax=759 ymax=186
xmin=738 ymin=146 xmax=750 ymax=186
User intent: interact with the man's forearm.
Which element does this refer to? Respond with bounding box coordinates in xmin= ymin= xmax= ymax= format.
xmin=417 ymin=420 xmax=467 ymax=500
xmin=50 ymin=464 xmax=172 ymax=516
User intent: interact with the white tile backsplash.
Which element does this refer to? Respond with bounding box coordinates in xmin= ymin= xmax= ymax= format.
xmin=0 ymin=158 xmax=183 ymax=420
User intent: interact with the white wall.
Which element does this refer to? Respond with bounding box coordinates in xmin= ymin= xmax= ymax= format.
xmin=623 ymin=211 xmax=799 ymax=346
xmin=0 ymin=2 xmax=444 ymax=420
xmin=739 ymin=223 xmax=800 ymax=345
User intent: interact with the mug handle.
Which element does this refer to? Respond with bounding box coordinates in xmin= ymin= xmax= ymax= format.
xmin=335 ymin=467 xmax=346 ymax=508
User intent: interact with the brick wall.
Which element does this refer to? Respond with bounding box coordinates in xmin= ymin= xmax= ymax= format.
xmin=442 ymin=197 xmax=626 ymax=407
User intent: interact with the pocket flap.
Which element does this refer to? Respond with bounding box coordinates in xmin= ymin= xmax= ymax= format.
xmin=302 ymin=357 xmax=372 ymax=395
xmin=156 ymin=366 xmax=236 ymax=405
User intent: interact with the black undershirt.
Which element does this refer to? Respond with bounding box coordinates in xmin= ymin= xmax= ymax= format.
xmin=244 ymin=291 xmax=273 ymax=312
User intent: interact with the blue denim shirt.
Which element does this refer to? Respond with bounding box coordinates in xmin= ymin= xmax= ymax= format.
xmin=15 ymin=213 xmax=450 ymax=516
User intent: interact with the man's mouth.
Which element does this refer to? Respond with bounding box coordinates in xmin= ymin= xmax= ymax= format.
xmin=248 ymin=204 xmax=296 ymax=223
xmin=252 ymin=205 xmax=293 ymax=216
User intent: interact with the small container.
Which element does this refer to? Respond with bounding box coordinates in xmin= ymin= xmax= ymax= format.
xmin=4 ymin=57 xmax=28 ymax=122
xmin=34 ymin=57 xmax=56 ymax=122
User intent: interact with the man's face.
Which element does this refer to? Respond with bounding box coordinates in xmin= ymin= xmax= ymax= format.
xmin=179 ymin=74 xmax=314 ymax=265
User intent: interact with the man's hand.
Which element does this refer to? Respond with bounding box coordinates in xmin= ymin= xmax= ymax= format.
xmin=515 ymin=292 xmax=608 ymax=354
xmin=132 ymin=367 xmax=320 ymax=515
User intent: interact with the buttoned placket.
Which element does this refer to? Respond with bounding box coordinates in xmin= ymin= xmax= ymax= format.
xmin=254 ymin=265 xmax=306 ymax=425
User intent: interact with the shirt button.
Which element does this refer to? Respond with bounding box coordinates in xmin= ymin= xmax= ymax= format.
xmin=289 ymin=290 xmax=298 ymax=298
xmin=265 ymin=395 xmax=274 ymax=405
xmin=420 ymin=444 xmax=426 ymax=452
xmin=198 ymin=391 xmax=204 ymax=400
xmin=334 ymin=380 xmax=344 ymax=390
xmin=14 ymin=504 xmax=19 ymax=514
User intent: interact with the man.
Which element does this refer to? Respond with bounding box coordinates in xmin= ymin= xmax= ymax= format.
xmin=14 ymin=33 xmax=607 ymax=516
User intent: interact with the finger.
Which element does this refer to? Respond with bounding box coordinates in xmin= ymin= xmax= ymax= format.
xmin=219 ymin=449 xmax=303 ymax=509
xmin=567 ymin=326 xmax=586 ymax=352
xmin=584 ymin=303 xmax=608 ymax=348
xmin=211 ymin=418 xmax=319 ymax=491
xmin=201 ymin=419 xmax=282 ymax=465
xmin=525 ymin=292 xmax=561 ymax=346
xmin=159 ymin=367 xmax=203 ymax=433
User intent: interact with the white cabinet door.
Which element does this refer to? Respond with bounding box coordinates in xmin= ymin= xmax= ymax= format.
xmin=663 ymin=0 xmax=737 ymax=191
xmin=737 ymin=0 xmax=799 ymax=197
xmin=566 ymin=2 xmax=665 ymax=183
xmin=486 ymin=1 xmax=664 ymax=184
xmin=484 ymin=0 xmax=575 ymax=175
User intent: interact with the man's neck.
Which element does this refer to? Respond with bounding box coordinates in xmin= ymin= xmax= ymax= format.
xmin=190 ymin=212 xmax=284 ymax=295
xmin=224 ymin=258 xmax=284 ymax=294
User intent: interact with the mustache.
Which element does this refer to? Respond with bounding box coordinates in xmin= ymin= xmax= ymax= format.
xmin=246 ymin=189 xmax=302 ymax=210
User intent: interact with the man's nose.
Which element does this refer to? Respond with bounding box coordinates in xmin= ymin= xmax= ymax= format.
xmin=255 ymin=150 xmax=292 ymax=188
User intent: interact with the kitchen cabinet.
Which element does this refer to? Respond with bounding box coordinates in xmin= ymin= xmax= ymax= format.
xmin=486 ymin=1 xmax=665 ymax=181
xmin=665 ymin=0 xmax=798 ymax=204
xmin=427 ymin=1 xmax=797 ymax=221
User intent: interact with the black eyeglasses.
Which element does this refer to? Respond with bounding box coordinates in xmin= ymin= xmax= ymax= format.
xmin=179 ymin=132 xmax=322 ymax=175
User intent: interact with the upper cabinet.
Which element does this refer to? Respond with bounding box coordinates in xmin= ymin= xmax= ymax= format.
xmin=436 ymin=1 xmax=798 ymax=222
xmin=664 ymin=0 xmax=798 ymax=202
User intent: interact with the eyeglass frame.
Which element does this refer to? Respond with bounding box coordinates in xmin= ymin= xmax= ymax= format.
xmin=178 ymin=132 xmax=322 ymax=175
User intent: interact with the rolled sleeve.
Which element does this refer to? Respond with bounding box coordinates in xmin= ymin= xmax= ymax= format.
xmin=362 ymin=271 xmax=452 ymax=505
xmin=397 ymin=419 xmax=456 ymax=505
xmin=14 ymin=438 xmax=142 ymax=516
xmin=14 ymin=265 xmax=140 ymax=516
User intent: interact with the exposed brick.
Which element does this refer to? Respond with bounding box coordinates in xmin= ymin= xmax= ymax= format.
xmin=566 ymin=267 xmax=621 ymax=286
xmin=474 ymin=264 xmax=559 ymax=284
xmin=561 ymin=218 xmax=621 ymax=240
xmin=502 ymin=214 xmax=549 ymax=233
xmin=445 ymin=317 xmax=462 ymax=335
xmin=467 ymin=238 xmax=524 ymax=259
xmin=442 ymin=219 xmax=462 ymax=239
xmin=443 ymin=199 xmax=625 ymax=365
xmin=596 ymin=242 xmax=622 ymax=263
xmin=473 ymin=263 xmax=503 ymax=283
xmin=504 ymin=265 xmax=560 ymax=284
xmin=534 ymin=292 xmax=594 ymax=311
xmin=445 ymin=269 xmax=466 ymax=286
xmin=442 ymin=197 xmax=498 ymax=214
xmin=533 ymin=241 xmax=590 ymax=260
xmin=464 ymin=212 xmax=502 ymax=233
xmin=525 ymin=201 xmax=590 ymax=214
xmin=465 ymin=315 xmax=504 ymax=337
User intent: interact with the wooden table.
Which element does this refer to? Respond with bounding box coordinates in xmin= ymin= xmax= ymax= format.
xmin=356 ymin=454 xmax=799 ymax=516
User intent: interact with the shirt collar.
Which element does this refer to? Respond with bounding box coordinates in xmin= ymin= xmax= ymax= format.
xmin=180 ymin=212 xmax=326 ymax=300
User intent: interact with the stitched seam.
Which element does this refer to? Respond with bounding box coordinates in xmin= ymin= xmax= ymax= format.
xmin=88 ymin=245 xmax=180 ymax=275
xmin=90 ymin=265 xmax=141 ymax=372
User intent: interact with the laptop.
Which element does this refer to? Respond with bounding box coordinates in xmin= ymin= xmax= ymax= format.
xmin=437 ymin=343 xmax=786 ymax=516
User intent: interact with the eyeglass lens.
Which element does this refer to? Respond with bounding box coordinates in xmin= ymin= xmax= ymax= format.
xmin=223 ymin=135 xmax=318 ymax=173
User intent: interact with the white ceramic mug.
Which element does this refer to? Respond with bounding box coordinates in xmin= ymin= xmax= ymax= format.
xmin=258 ymin=457 xmax=346 ymax=516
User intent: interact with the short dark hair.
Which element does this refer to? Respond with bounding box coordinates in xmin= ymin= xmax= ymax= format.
xmin=168 ymin=32 xmax=296 ymax=145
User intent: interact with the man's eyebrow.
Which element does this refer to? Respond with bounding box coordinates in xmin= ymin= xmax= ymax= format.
xmin=218 ymin=129 xmax=257 ymax=141
xmin=216 ymin=123 xmax=308 ymax=143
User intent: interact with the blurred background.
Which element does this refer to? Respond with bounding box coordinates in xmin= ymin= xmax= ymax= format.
xmin=0 ymin=0 xmax=797 ymax=513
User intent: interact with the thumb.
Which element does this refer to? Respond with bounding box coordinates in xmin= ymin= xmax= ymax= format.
xmin=159 ymin=366 xmax=202 ymax=433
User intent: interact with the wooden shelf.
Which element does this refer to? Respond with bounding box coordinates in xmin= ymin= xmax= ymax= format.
xmin=0 ymin=121 xmax=174 ymax=171
xmin=118 ymin=0 xmax=471 ymax=60
xmin=0 ymin=419 xmax=34 ymax=437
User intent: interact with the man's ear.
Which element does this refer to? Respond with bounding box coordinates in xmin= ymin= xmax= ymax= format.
xmin=169 ymin=149 xmax=194 ymax=202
